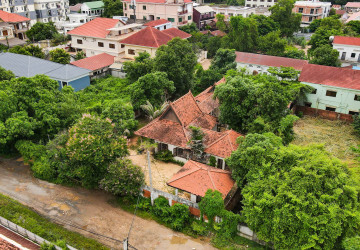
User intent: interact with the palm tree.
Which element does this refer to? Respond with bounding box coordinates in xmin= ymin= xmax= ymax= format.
xmin=140 ymin=100 xmax=169 ymax=121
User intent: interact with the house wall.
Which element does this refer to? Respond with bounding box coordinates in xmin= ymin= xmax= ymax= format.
xmin=293 ymin=2 xmax=331 ymax=26
xmin=212 ymin=6 xmax=255 ymax=19
xmin=300 ymin=81 xmax=360 ymax=115
xmin=34 ymin=0 xmax=69 ymax=23
xmin=333 ymin=43 xmax=360 ymax=62
xmin=237 ymin=62 xmax=270 ymax=75
xmin=123 ymin=43 xmax=157 ymax=59
xmin=0 ymin=0 xmax=37 ymax=25
xmin=0 ymin=24 xmax=14 ymax=40
xmin=71 ymin=35 xmax=122 ymax=57
xmin=245 ymin=0 xmax=277 ymax=8
xmin=153 ymin=22 xmax=172 ymax=31
xmin=123 ymin=1 xmax=193 ymax=26
xmin=80 ymin=3 xmax=103 ymax=16
xmin=58 ymin=75 xmax=90 ymax=91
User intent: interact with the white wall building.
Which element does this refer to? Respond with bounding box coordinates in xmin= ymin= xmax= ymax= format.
xmin=299 ymin=64 xmax=360 ymax=115
xmin=80 ymin=1 xmax=104 ymax=17
xmin=34 ymin=0 xmax=69 ymax=23
xmin=57 ymin=13 xmax=88 ymax=34
xmin=0 ymin=0 xmax=37 ymax=25
xmin=332 ymin=36 xmax=360 ymax=62
xmin=245 ymin=0 xmax=277 ymax=8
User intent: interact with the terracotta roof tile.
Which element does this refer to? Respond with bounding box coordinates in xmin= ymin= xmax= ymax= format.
xmin=205 ymin=130 xmax=243 ymax=158
xmin=167 ymin=160 xmax=235 ymax=198
xmin=0 ymin=10 xmax=30 ymax=22
xmin=333 ymin=35 xmax=360 ymax=46
xmin=162 ymin=28 xmax=191 ymax=39
xmin=299 ymin=64 xmax=360 ymax=90
xmin=144 ymin=19 xmax=170 ymax=27
xmin=70 ymin=53 xmax=114 ymax=71
xmin=195 ymin=78 xmax=225 ymax=114
xmin=67 ymin=18 xmax=121 ymax=38
xmin=346 ymin=2 xmax=360 ymax=8
xmin=236 ymin=51 xmax=308 ymax=71
xmin=69 ymin=3 xmax=82 ymax=12
xmin=171 ymin=91 xmax=203 ymax=127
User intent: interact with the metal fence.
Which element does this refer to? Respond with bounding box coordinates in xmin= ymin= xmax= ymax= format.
xmin=0 ymin=215 xmax=76 ymax=250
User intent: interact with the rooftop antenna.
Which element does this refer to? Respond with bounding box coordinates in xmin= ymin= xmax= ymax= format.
xmin=130 ymin=0 xmax=136 ymax=22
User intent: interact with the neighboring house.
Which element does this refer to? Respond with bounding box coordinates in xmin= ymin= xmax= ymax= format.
xmin=293 ymin=0 xmax=331 ymax=27
xmin=143 ymin=18 xmax=172 ymax=30
xmin=336 ymin=9 xmax=349 ymax=21
xmin=167 ymin=160 xmax=235 ymax=203
xmin=34 ymin=0 xmax=70 ymax=23
xmin=60 ymin=13 xmax=88 ymax=34
xmin=193 ymin=5 xmax=215 ymax=30
xmin=212 ymin=5 xmax=263 ymax=18
xmin=68 ymin=17 xmax=142 ymax=57
xmin=345 ymin=2 xmax=360 ymax=13
xmin=0 ymin=10 xmax=29 ymax=47
xmin=119 ymin=26 xmax=191 ymax=59
xmin=69 ymin=3 xmax=82 ymax=13
xmin=122 ymin=0 xmax=193 ymax=27
xmin=298 ymin=63 xmax=360 ymax=115
xmin=80 ymin=1 xmax=104 ymax=17
xmin=0 ymin=0 xmax=36 ymax=25
xmin=245 ymin=0 xmax=277 ymax=8
xmin=332 ymin=36 xmax=360 ymax=62
xmin=71 ymin=52 xmax=115 ymax=79
xmin=0 ymin=52 xmax=91 ymax=91
xmin=235 ymin=51 xmax=309 ymax=74
xmin=135 ymin=81 xmax=243 ymax=170
xmin=345 ymin=10 xmax=360 ymax=23
xmin=332 ymin=4 xmax=341 ymax=10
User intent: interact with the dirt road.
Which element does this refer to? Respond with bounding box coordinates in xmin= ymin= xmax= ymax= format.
xmin=0 ymin=157 xmax=215 ymax=250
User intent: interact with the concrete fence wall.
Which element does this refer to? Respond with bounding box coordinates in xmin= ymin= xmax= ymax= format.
xmin=295 ymin=105 xmax=354 ymax=122
xmin=0 ymin=215 xmax=76 ymax=250
xmin=141 ymin=186 xmax=268 ymax=247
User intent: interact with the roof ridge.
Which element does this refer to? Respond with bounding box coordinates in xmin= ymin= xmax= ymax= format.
xmin=205 ymin=131 xmax=229 ymax=149
xmin=207 ymin=167 xmax=217 ymax=191
xmin=167 ymin=161 xmax=201 ymax=184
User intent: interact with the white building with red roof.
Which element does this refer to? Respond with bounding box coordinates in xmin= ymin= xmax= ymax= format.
xmin=120 ymin=26 xmax=191 ymax=59
xmin=68 ymin=17 xmax=143 ymax=57
xmin=345 ymin=2 xmax=360 ymax=13
xmin=332 ymin=35 xmax=360 ymax=62
xmin=298 ymin=64 xmax=360 ymax=115
xmin=0 ymin=10 xmax=30 ymax=46
xmin=143 ymin=18 xmax=172 ymax=30
xmin=235 ymin=51 xmax=309 ymax=74
xmin=122 ymin=0 xmax=193 ymax=27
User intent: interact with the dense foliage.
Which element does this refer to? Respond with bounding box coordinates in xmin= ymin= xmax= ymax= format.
xmin=26 ymin=22 xmax=58 ymax=42
xmin=49 ymin=48 xmax=71 ymax=64
xmin=9 ymin=45 xmax=45 ymax=59
xmin=309 ymin=44 xmax=341 ymax=67
xmin=199 ymin=190 xmax=224 ymax=228
xmin=102 ymin=0 xmax=123 ymax=17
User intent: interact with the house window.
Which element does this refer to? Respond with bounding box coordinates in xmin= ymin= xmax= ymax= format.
xmin=310 ymin=8 xmax=314 ymax=14
xmin=143 ymin=5 xmax=146 ymax=10
xmin=62 ymin=81 xmax=68 ymax=87
xmin=304 ymin=102 xmax=312 ymax=107
xmin=109 ymin=43 xmax=115 ymax=49
xmin=158 ymin=143 xmax=168 ymax=151
xmin=157 ymin=17 xmax=160 ymax=19
xmin=98 ymin=42 xmax=104 ymax=47
xmin=167 ymin=18 xmax=175 ymax=22
xmin=143 ymin=16 xmax=147 ymax=20
xmin=188 ymin=15 xmax=191 ymax=20
xmin=326 ymin=90 xmax=337 ymax=97
xmin=217 ymin=158 xmax=223 ymax=169
xmin=311 ymin=89 xmax=317 ymax=94
xmin=355 ymin=94 xmax=360 ymax=101
xmin=309 ymin=16 xmax=313 ymax=22
xmin=179 ymin=17 xmax=182 ymax=22
xmin=121 ymin=44 xmax=125 ymax=48
xmin=298 ymin=7 xmax=303 ymax=13
xmin=77 ymin=39 xmax=82 ymax=44
xmin=174 ymin=147 xmax=184 ymax=157
xmin=2 ymin=30 xmax=8 ymax=36
xmin=351 ymin=53 xmax=356 ymax=58
xmin=349 ymin=110 xmax=359 ymax=115
xmin=325 ymin=106 xmax=336 ymax=112
xmin=128 ymin=49 xmax=135 ymax=55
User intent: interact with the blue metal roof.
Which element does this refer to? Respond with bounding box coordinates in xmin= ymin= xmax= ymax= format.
xmin=0 ymin=52 xmax=91 ymax=81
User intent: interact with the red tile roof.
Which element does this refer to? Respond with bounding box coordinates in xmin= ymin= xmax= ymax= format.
xmin=299 ymin=64 xmax=360 ymax=90
xmin=205 ymin=130 xmax=242 ymax=158
xmin=235 ymin=52 xmax=308 ymax=71
xmin=345 ymin=2 xmax=360 ymax=8
xmin=120 ymin=27 xmax=190 ymax=48
xmin=167 ymin=160 xmax=235 ymax=198
xmin=162 ymin=28 xmax=191 ymax=39
xmin=333 ymin=36 xmax=360 ymax=46
xmin=144 ymin=19 xmax=170 ymax=27
xmin=0 ymin=10 xmax=30 ymax=23
xmin=336 ymin=9 xmax=346 ymax=15
xmin=195 ymin=78 xmax=225 ymax=114
xmin=70 ymin=53 xmax=115 ymax=71
xmin=67 ymin=18 xmax=121 ymax=38
xmin=123 ymin=0 xmax=191 ymax=3
xmin=69 ymin=3 xmax=82 ymax=12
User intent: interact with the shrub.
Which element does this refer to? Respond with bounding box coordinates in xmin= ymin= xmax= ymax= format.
xmin=40 ymin=242 xmax=56 ymax=250
xmin=169 ymin=203 xmax=190 ymax=231
xmin=208 ymin=156 xmax=216 ymax=167
xmin=191 ymin=221 xmax=209 ymax=236
xmin=353 ymin=114 xmax=360 ymax=135
xmin=343 ymin=236 xmax=360 ymax=250
xmin=199 ymin=189 xmax=224 ymax=228
xmin=217 ymin=210 xmax=241 ymax=240
xmin=152 ymin=196 xmax=171 ymax=218
xmin=15 ymin=140 xmax=46 ymax=163
xmin=137 ymin=197 xmax=151 ymax=211
xmin=31 ymin=156 xmax=58 ymax=181
xmin=154 ymin=150 xmax=174 ymax=162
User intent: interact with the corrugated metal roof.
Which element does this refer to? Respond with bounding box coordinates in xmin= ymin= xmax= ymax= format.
xmin=0 ymin=53 xmax=90 ymax=81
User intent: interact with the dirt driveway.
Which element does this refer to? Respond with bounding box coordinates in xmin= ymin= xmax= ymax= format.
xmin=0 ymin=157 xmax=215 ymax=250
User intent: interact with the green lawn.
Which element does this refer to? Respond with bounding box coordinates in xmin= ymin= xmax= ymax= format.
xmin=0 ymin=193 xmax=109 ymax=250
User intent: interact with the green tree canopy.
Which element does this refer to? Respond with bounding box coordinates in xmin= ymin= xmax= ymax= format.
xmin=251 ymin=15 xmax=279 ymax=36
xmin=26 ymin=22 xmax=58 ymax=42
xmin=308 ymin=17 xmax=343 ymax=51
xmin=258 ymin=31 xmax=287 ymax=56
xmin=199 ymin=189 xmax=224 ymax=228
xmin=154 ymin=38 xmax=197 ymax=97
xmin=74 ymin=51 xmax=86 ymax=61
xmin=269 ymin=0 xmax=302 ymax=37
xmin=0 ymin=66 xmax=15 ymax=81
xmin=228 ymin=133 xmax=360 ymax=249
xmin=9 ymin=45 xmax=45 ymax=59
xmin=209 ymin=48 xmax=237 ymax=74
xmin=309 ymin=44 xmax=341 ymax=67
xmin=226 ymin=15 xmax=258 ymax=52
xmin=123 ymin=51 xmax=154 ymax=83
xmin=102 ymin=0 xmax=123 ymax=17
xmin=49 ymin=48 xmax=71 ymax=64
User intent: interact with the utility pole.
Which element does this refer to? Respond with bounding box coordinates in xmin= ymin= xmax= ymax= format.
xmin=147 ymin=150 xmax=154 ymax=205
xmin=123 ymin=238 xmax=128 ymax=250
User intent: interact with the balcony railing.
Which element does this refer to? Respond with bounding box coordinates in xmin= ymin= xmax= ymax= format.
xmin=178 ymin=10 xmax=188 ymax=15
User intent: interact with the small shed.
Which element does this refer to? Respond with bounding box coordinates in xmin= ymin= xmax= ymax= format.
xmin=71 ymin=53 xmax=115 ymax=79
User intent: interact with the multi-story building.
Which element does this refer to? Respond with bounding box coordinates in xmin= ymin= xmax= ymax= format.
xmin=332 ymin=36 xmax=360 ymax=62
xmin=80 ymin=1 xmax=103 ymax=17
xmin=34 ymin=0 xmax=69 ymax=23
xmin=0 ymin=9 xmax=30 ymax=41
xmin=245 ymin=0 xmax=277 ymax=8
xmin=193 ymin=5 xmax=215 ymax=30
xmin=122 ymin=0 xmax=193 ymax=27
xmin=293 ymin=0 xmax=331 ymax=27
xmin=58 ymin=13 xmax=88 ymax=34
xmin=345 ymin=2 xmax=360 ymax=13
xmin=68 ymin=17 xmax=142 ymax=57
xmin=0 ymin=0 xmax=37 ymax=25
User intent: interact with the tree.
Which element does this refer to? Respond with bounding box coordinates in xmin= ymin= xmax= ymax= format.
xmin=269 ymin=0 xmax=302 ymax=37
xmin=283 ymin=46 xmax=306 ymax=59
xmin=206 ymin=36 xmax=222 ymax=58
xmin=343 ymin=236 xmax=360 ymax=250
xmin=129 ymin=71 xmax=175 ymax=110
xmin=309 ymin=44 xmax=341 ymax=67
xmin=8 ymin=45 xmax=45 ymax=59
xmin=0 ymin=66 xmax=15 ymax=81
xmin=308 ymin=19 xmax=322 ymax=32
xmin=192 ymin=68 xmax=222 ymax=95
xmin=209 ymin=48 xmax=237 ymax=74
xmin=226 ymin=0 xmax=245 ymax=6
xmin=49 ymin=48 xmax=71 ymax=64
xmin=258 ymin=31 xmax=287 ymax=56
xmin=140 ymin=100 xmax=169 ymax=121
xmin=154 ymin=38 xmax=197 ymax=97
xmin=216 ymin=14 xmax=229 ymax=33
xmin=179 ymin=23 xmax=199 ymax=34
xmin=251 ymin=15 xmax=279 ymax=36
xmin=123 ymin=52 xmax=154 ymax=83
xmin=308 ymin=17 xmax=343 ymax=51
xmin=199 ymin=189 xmax=224 ymax=228
xmin=226 ymin=15 xmax=258 ymax=52
xmin=102 ymin=0 xmax=123 ymax=17
xmin=347 ymin=20 xmax=360 ymax=35
xmin=99 ymin=159 xmax=144 ymax=197
xmin=187 ymin=126 xmax=205 ymax=161
xmin=329 ymin=7 xmax=336 ymax=16
xmin=74 ymin=51 xmax=86 ymax=61
xmin=229 ymin=134 xmax=360 ymax=249
xmin=26 ymin=22 xmax=58 ymax=41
